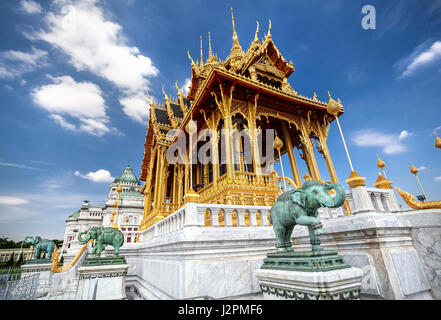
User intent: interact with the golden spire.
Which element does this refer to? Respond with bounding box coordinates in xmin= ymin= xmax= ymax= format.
xmin=227 ymin=7 xmax=245 ymax=66
xmin=231 ymin=7 xmax=238 ymax=42
xmin=206 ymin=32 xmax=217 ymax=65
xmin=208 ymin=32 xmax=213 ymax=58
xmin=146 ymin=89 xmax=153 ymax=105
xmin=200 ymin=35 xmax=204 ymax=67
xmin=434 ymin=131 xmax=441 ymax=149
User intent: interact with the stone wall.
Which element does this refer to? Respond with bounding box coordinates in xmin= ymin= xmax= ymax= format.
xmin=402 ymin=210 xmax=441 ymax=299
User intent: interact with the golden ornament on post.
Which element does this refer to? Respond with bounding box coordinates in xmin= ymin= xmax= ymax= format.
xmin=185 ymin=119 xmax=198 ymax=201
xmin=326 ymin=92 xmax=366 ymax=189
xmin=410 ymin=162 xmax=427 ymax=200
xmin=434 ymin=131 xmax=441 ymax=149
xmin=376 ymin=154 xmax=387 ymax=178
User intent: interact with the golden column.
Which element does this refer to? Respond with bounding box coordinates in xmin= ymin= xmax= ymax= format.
xmin=299 ymin=117 xmax=321 ymax=181
xmin=410 ymin=162 xmax=427 ymax=200
xmin=247 ymin=96 xmax=262 ymax=181
xmin=200 ymin=110 xmax=220 ymax=186
xmin=327 ymin=93 xmax=366 ymax=188
xmin=281 ymin=121 xmax=302 ymax=187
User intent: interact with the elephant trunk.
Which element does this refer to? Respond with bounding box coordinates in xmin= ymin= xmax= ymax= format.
xmin=78 ymin=231 xmax=91 ymax=243
xmin=324 ymin=182 xmax=346 ymax=208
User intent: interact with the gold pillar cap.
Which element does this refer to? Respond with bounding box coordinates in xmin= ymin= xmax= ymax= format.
xmin=345 ymin=170 xmax=366 ymax=188
xmin=373 ymin=172 xmax=392 ymax=189
xmin=185 ymin=188 xmax=200 ymax=203
xmin=410 ymin=163 xmax=418 ymax=175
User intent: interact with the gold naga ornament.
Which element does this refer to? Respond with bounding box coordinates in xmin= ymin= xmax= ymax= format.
xmin=395 ymin=162 xmax=441 ymax=210
xmin=51 ymin=240 xmax=93 ymax=273
xmin=395 ymin=187 xmax=441 ymax=210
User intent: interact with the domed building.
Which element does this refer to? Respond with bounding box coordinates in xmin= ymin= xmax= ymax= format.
xmin=62 ymin=165 xmax=144 ymax=263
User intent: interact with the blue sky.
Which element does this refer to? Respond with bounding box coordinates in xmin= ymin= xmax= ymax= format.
xmin=0 ymin=0 xmax=440 ymax=241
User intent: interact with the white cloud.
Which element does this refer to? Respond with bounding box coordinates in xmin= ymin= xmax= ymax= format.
xmin=179 ymin=78 xmax=191 ymax=94
xmin=32 ymin=0 xmax=159 ymax=123
xmin=399 ymin=41 xmax=441 ymax=78
xmin=0 ymin=196 xmax=29 ymax=206
xmin=119 ymin=92 xmax=149 ymax=124
xmin=352 ymin=129 xmax=408 ymax=154
xmin=0 ymin=47 xmax=48 ymax=79
xmin=49 ymin=114 xmax=76 ymax=131
xmin=418 ymin=166 xmax=428 ymax=171
xmin=398 ymin=130 xmax=412 ymax=140
xmin=434 ymin=176 xmax=441 ymax=181
xmin=20 ymin=0 xmax=42 ymax=15
xmin=74 ymin=169 xmax=114 ymax=183
xmin=32 ymin=75 xmax=110 ymax=136
xmin=0 ymin=160 xmax=41 ymax=170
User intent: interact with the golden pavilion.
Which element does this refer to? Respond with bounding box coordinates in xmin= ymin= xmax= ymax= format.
xmin=138 ymin=9 xmax=350 ymax=231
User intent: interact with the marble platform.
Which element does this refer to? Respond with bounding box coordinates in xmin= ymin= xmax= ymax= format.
xmin=76 ymin=263 xmax=129 ymax=300
xmin=117 ymin=201 xmax=438 ymax=300
xmin=21 ymin=260 xmax=52 ymax=298
xmin=255 ymin=266 xmax=363 ymax=300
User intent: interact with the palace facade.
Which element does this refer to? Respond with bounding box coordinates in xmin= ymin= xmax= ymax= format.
xmin=139 ymin=10 xmax=350 ymax=231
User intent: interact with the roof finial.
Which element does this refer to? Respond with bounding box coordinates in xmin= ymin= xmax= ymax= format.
xmin=254 ymin=21 xmax=259 ymax=43
xmin=200 ymin=35 xmax=204 ymax=67
xmin=231 ymin=7 xmax=238 ymax=41
xmin=175 ymin=81 xmax=181 ymax=95
xmin=146 ymin=89 xmax=152 ymax=105
xmin=187 ymin=50 xmax=196 ymax=66
xmin=162 ymin=85 xmax=168 ymax=100
xmin=267 ymin=19 xmax=272 ymax=37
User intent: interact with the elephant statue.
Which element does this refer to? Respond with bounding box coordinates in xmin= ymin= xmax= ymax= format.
xmin=78 ymin=226 xmax=124 ymax=258
xmin=24 ymin=236 xmax=56 ymax=260
xmin=270 ymin=180 xmax=346 ymax=252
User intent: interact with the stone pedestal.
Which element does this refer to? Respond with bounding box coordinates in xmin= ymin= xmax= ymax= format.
xmin=255 ymin=251 xmax=363 ymax=300
xmin=76 ymin=258 xmax=128 ymax=300
xmin=21 ymin=259 xmax=52 ymax=298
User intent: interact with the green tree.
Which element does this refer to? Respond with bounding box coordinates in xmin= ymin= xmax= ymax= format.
xmin=5 ymin=253 xmax=14 ymax=267
xmin=13 ymin=252 xmax=24 ymax=267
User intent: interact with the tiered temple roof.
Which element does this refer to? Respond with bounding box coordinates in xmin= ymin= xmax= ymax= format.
xmin=140 ymin=12 xmax=343 ymax=182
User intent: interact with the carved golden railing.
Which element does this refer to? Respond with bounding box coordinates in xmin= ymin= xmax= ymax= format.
xmin=197 ymin=171 xmax=279 ymax=206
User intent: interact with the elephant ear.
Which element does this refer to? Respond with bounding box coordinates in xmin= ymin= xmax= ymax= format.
xmin=291 ymin=190 xmax=305 ymax=207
